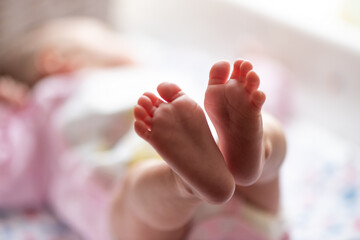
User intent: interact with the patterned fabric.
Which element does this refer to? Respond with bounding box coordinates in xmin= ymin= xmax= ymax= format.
xmin=282 ymin=122 xmax=360 ymax=239
xmin=0 ymin=208 xmax=80 ymax=240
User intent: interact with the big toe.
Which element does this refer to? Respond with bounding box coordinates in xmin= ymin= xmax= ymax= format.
xmin=157 ymin=82 xmax=184 ymax=102
xmin=208 ymin=60 xmax=231 ymax=85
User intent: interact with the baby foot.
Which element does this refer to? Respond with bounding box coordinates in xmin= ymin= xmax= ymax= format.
xmin=204 ymin=60 xmax=266 ymax=186
xmin=134 ymin=82 xmax=235 ymax=204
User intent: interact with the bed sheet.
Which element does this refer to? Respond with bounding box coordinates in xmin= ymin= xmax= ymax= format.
xmin=282 ymin=120 xmax=360 ymax=239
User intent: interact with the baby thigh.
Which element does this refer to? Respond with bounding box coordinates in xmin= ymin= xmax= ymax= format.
xmin=111 ymin=160 xmax=200 ymax=240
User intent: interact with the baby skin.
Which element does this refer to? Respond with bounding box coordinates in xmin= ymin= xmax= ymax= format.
xmin=113 ymin=60 xmax=286 ymax=240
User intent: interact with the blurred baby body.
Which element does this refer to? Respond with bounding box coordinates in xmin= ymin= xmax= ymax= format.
xmin=37 ymin=65 xmax=288 ymax=240
xmin=0 ymin=63 xmax=290 ymax=240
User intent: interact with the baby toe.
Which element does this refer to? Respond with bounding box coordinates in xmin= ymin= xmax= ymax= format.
xmin=230 ymin=59 xmax=244 ymax=80
xmin=209 ymin=60 xmax=231 ymax=85
xmin=245 ymin=71 xmax=260 ymax=93
xmin=138 ymin=95 xmax=156 ymax=116
xmin=251 ymin=90 xmax=266 ymax=110
xmin=239 ymin=61 xmax=253 ymax=82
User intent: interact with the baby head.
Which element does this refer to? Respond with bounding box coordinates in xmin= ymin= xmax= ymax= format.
xmin=0 ymin=17 xmax=135 ymax=87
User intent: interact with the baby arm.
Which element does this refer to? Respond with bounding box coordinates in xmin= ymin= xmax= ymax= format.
xmin=0 ymin=76 xmax=28 ymax=108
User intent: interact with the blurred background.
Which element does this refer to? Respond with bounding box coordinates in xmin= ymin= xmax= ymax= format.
xmin=1 ymin=0 xmax=360 ymax=239
xmin=1 ymin=0 xmax=359 ymax=142
xmin=112 ymin=0 xmax=360 ymax=145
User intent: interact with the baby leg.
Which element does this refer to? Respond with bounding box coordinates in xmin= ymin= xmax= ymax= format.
xmin=134 ymin=82 xmax=235 ymax=203
xmin=111 ymin=161 xmax=198 ymax=240
xmin=112 ymin=83 xmax=235 ymax=240
xmin=205 ymin=60 xmax=286 ymax=213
